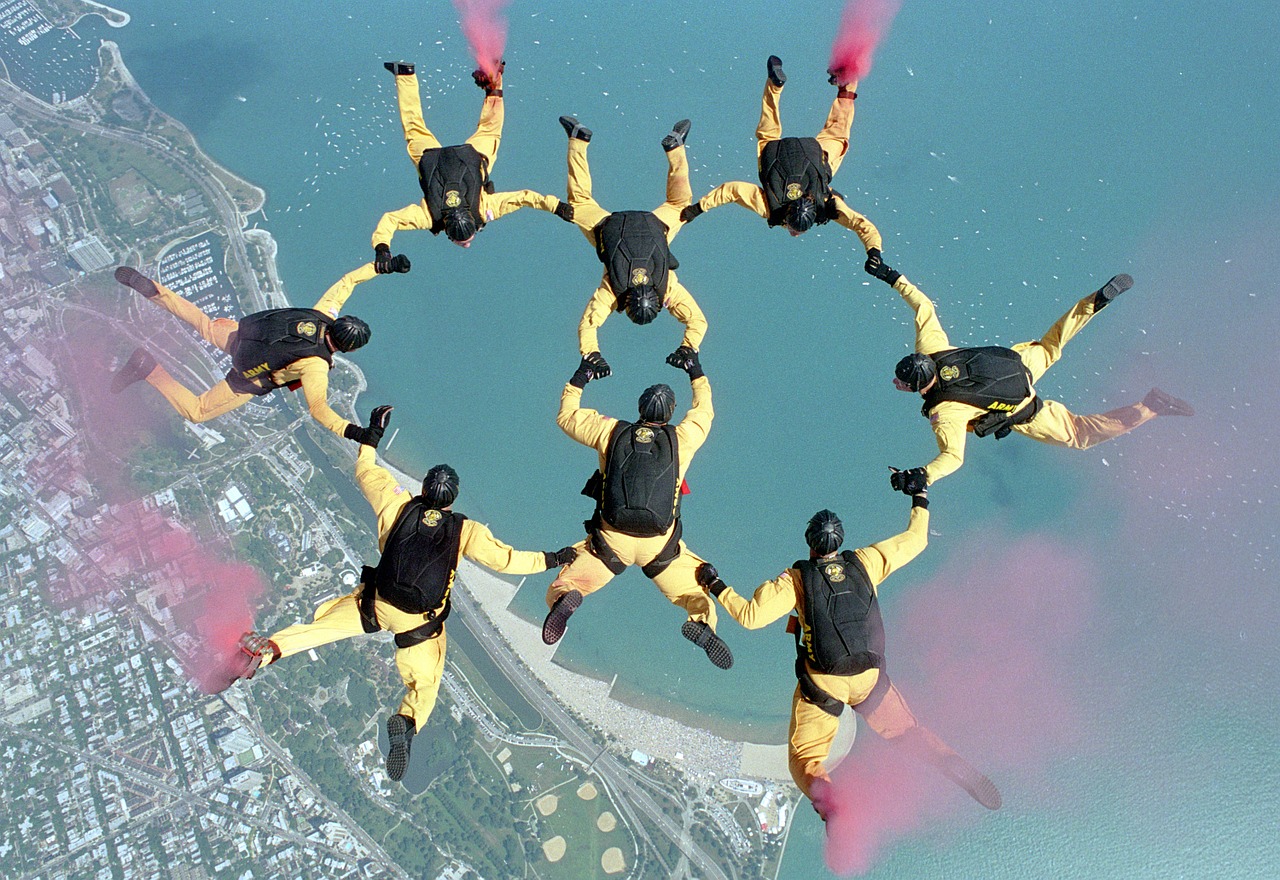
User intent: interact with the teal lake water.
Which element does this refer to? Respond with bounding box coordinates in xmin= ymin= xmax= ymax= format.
xmin=32 ymin=0 xmax=1280 ymax=875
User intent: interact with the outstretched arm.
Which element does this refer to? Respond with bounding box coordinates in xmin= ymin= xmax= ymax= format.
xmin=855 ymin=498 xmax=930 ymax=587
xmin=371 ymin=203 xmax=433 ymax=250
xmin=577 ymin=282 xmax=617 ymax=357
xmin=354 ymin=443 xmax=412 ymax=545
xmin=294 ymin=359 xmax=351 ymax=438
xmin=705 ymin=566 xmax=798 ymax=630
xmin=461 ymin=520 xmax=551 ymax=575
xmin=696 ymin=181 xmax=770 ymax=219
xmin=557 ymin=382 xmax=617 ymax=455
xmin=482 ymin=189 xmax=564 ymax=222
xmin=922 ymin=403 xmax=973 ymax=484
xmin=312 ymin=262 xmax=379 ymax=318
xmin=664 ymin=277 xmax=708 ymax=352
xmin=830 ymin=194 xmax=882 ymax=253
xmin=893 ymin=275 xmax=952 ymax=356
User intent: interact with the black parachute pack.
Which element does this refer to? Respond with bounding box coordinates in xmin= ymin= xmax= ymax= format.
xmin=597 ymin=421 xmax=681 ymax=538
xmin=226 ymin=308 xmax=334 ymax=395
xmin=593 ymin=211 xmax=677 ymax=301
xmin=417 ymin=144 xmax=491 ymax=233
xmin=795 ymin=552 xmax=885 ymax=677
xmin=359 ymin=502 xmax=465 ymax=647
xmin=757 ymin=137 xmax=837 ymax=227
xmin=921 ymin=346 xmax=1039 ymax=438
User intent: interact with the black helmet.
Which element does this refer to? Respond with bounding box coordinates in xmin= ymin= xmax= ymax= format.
xmin=623 ymin=285 xmax=662 ymax=325
xmin=637 ymin=384 xmax=675 ymax=423
xmin=805 ymin=509 xmax=844 ymax=556
xmin=422 ymin=464 xmax=460 ymax=507
xmin=328 ymin=316 xmax=371 ymax=352
xmin=895 ymin=353 xmax=937 ymax=392
xmin=442 ymin=208 xmax=477 ymax=243
xmin=784 ymin=197 xmax=817 ymax=234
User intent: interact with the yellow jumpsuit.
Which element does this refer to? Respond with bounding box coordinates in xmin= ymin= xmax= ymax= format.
xmin=548 ymin=377 xmax=718 ymax=629
xmin=139 ymin=262 xmax=380 ymax=438
xmin=714 ymin=505 xmax=948 ymax=797
xmin=370 ymin=71 xmax=562 ymax=248
xmin=263 ymin=445 xmax=550 ymax=731
xmin=565 ymin=137 xmax=708 ymax=356
xmin=896 ymin=275 xmax=1160 ymax=484
xmin=691 ymin=76 xmax=882 ymax=253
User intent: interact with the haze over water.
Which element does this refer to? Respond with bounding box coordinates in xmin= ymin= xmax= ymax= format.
xmin=71 ymin=1 xmax=1280 ymax=875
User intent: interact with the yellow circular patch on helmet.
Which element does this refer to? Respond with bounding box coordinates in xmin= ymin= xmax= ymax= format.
xmin=634 ymin=426 xmax=655 ymax=444
xmin=296 ymin=320 xmax=317 ymax=337
xmin=630 ymin=267 xmax=650 ymax=287
xmin=940 ymin=365 xmax=960 ymax=382
xmin=423 ymin=509 xmax=443 ymax=527
xmin=786 ymin=183 xmax=803 ymax=201
xmin=445 ymin=190 xmax=462 ymax=208
xmin=824 ymin=563 xmax=846 ymax=582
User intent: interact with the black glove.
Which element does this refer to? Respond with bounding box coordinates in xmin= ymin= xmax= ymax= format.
xmin=889 ymin=466 xmax=928 ymax=496
xmin=585 ymin=351 xmax=612 ymax=379
xmin=570 ymin=353 xmax=610 ymax=388
xmin=864 ymin=248 xmax=901 ymax=285
xmin=696 ymin=562 xmax=727 ymax=598
xmin=544 ymin=546 xmax=577 ymax=568
xmin=680 ymin=202 xmax=704 ymax=224
xmin=389 ymin=254 xmax=411 ymax=273
xmin=344 ymin=404 xmax=393 ymax=448
xmin=553 ymin=201 xmax=574 ymax=223
xmin=666 ymin=345 xmax=704 ymax=380
xmin=374 ymin=243 xmax=394 ymax=274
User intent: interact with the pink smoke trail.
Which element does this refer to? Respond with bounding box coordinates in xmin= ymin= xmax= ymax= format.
xmin=53 ymin=324 xmax=268 ymax=693
xmin=828 ymin=0 xmax=903 ymax=84
xmin=452 ymin=0 xmax=510 ymax=77
xmin=822 ymin=535 xmax=1097 ymax=874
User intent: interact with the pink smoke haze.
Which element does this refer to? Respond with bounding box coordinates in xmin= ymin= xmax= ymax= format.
xmin=51 ymin=323 xmax=268 ymax=694
xmin=452 ymin=0 xmax=509 ymax=76
xmin=828 ymin=0 xmax=903 ymax=83
xmin=822 ymin=536 xmax=1097 ymax=875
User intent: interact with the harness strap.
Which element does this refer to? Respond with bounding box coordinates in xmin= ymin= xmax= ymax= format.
xmin=639 ymin=519 xmax=683 ymax=579
xmin=393 ymin=614 xmax=446 ymax=649
xmin=357 ymin=567 xmax=380 ymax=634
xmin=972 ymin=394 xmax=1045 ymax=439
xmin=583 ymin=516 xmax=628 ymax=576
xmin=792 ymin=617 xmax=845 ymax=718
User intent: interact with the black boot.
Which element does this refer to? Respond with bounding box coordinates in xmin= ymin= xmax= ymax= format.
xmin=767 ymin=55 xmax=786 ymax=87
xmin=383 ymin=61 xmax=414 ymax=76
xmin=1092 ymin=273 xmax=1133 ymax=310
xmin=559 ymin=115 xmax=592 ymax=143
xmin=661 ymin=119 xmax=691 ymax=152
xmin=542 ymin=590 xmax=582 ymax=645
xmin=114 ymin=266 xmax=158 ymax=298
xmin=110 ymin=348 xmax=156 ymax=393
xmin=681 ymin=620 xmax=733 ymax=670
xmin=385 ymin=714 xmax=416 ymax=781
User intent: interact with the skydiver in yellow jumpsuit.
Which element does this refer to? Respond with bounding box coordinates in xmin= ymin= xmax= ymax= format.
xmin=372 ymin=60 xmax=573 ymax=258
xmin=695 ymin=495 xmax=1001 ymax=820
xmin=109 ymin=260 xmax=405 ymax=442
xmin=557 ymin=114 xmax=707 ymax=374
xmin=228 ymin=407 xmax=577 ymax=781
xmin=680 ymin=55 xmax=885 ymax=265
xmin=865 ymin=256 xmax=1196 ymax=492
xmin=542 ymin=347 xmax=732 ymax=669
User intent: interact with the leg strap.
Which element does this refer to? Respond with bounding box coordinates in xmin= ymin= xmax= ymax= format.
xmin=640 ymin=519 xmax=683 ymax=579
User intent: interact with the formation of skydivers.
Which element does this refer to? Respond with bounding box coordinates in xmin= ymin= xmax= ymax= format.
xmin=109 ymin=54 xmax=1193 ymax=821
